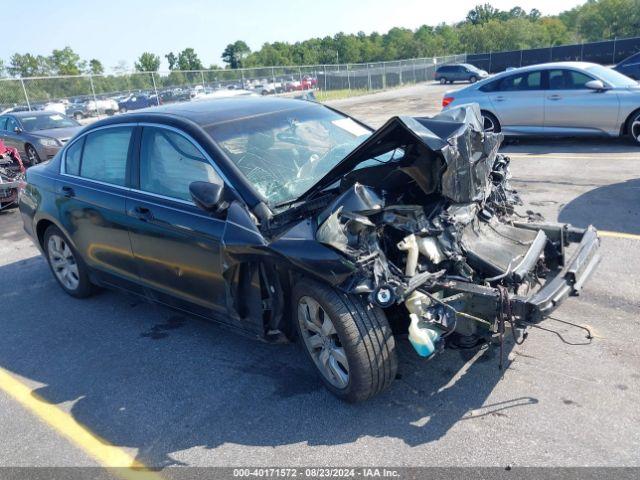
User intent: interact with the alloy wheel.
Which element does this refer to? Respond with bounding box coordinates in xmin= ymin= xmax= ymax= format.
xmin=483 ymin=115 xmax=496 ymax=132
xmin=47 ymin=234 xmax=80 ymax=290
xmin=297 ymin=295 xmax=349 ymax=389
xmin=26 ymin=145 xmax=39 ymax=165
xmin=631 ymin=115 xmax=640 ymax=144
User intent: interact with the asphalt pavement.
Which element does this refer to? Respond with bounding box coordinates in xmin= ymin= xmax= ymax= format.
xmin=0 ymin=82 xmax=638 ymax=470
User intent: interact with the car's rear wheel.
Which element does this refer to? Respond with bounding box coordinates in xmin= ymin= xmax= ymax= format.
xmin=481 ymin=111 xmax=501 ymax=133
xmin=44 ymin=225 xmax=94 ymax=298
xmin=25 ymin=144 xmax=40 ymax=165
xmin=469 ymin=75 xmax=478 ymax=83
xmin=439 ymin=77 xmax=447 ymax=84
xmin=628 ymin=111 xmax=640 ymax=145
xmin=73 ymin=112 xmax=83 ymax=121
xmin=293 ymin=279 xmax=397 ymax=402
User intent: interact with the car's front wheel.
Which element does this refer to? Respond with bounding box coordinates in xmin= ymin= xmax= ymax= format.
xmin=25 ymin=144 xmax=41 ymax=165
xmin=628 ymin=111 xmax=640 ymax=145
xmin=469 ymin=75 xmax=477 ymax=83
xmin=44 ymin=225 xmax=94 ymax=298
xmin=439 ymin=77 xmax=447 ymax=84
xmin=293 ymin=279 xmax=397 ymax=402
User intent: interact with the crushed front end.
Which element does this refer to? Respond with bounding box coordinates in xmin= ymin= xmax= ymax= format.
xmin=275 ymin=104 xmax=601 ymax=360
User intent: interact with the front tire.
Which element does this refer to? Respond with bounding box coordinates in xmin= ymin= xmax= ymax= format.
xmin=293 ymin=279 xmax=397 ymax=403
xmin=44 ymin=225 xmax=94 ymax=298
xmin=25 ymin=144 xmax=41 ymax=165
xmin=628 ymin=111 xmax=640 ymax=145
xmin=469 ymin=75 xmax=477 ymax=83
xmin=439 ymin=77 xmax=447 ymax=84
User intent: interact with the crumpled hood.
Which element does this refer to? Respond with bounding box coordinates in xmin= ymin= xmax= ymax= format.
xmin=299 ymin=103 xmax=502 ymax=204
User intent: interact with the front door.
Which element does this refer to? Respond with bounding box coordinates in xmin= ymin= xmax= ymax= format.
xmin=126 ymin=125 xmax=228 ymax=318
xmin=544 ymin=68 xmax=620 ymax=135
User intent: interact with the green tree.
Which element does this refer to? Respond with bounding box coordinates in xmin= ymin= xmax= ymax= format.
xmin=165 ymin=52 xmax=178 ymax=70
xmin=135 ymin=52 xmax=161 ymax=72
xmin=8 ymin=53 xmax=50 ymax=77
xmin=49 ymin=47 xmax=83 ymax=75
xmin=221 ymin=41 xmax=251 ymax=69
xmin=177 ymin=48 xmax=203 ymax=70
xmin=87 ymin=59 xmax=104 ymax=75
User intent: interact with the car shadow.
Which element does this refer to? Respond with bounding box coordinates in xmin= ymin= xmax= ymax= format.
xmin=501 ymin=136 xmax=638 ymax=154
xmin=0 ymin=255 xmax=533 ymax=468
xmin=558 ymin=178 xmax=640 ymax=235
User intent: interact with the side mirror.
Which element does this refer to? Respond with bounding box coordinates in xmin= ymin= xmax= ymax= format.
xmin=14 ymin=126 xmax=22 ymax=134
xmin=189 ymin=180 xmax=227 ymax=213
xmin=585 ymin=79 xmax=606 ymax=91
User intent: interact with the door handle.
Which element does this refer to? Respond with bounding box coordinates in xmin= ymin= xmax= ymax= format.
xmin=61 ymin=186 xmax=75 ymax=198
xmin=132 ymin=206 xmax=154 ymax=221
xmin=547 ymin=94 xmax=562 ymax=101
xmin=494 ymin=96 xmax=506 ymax=102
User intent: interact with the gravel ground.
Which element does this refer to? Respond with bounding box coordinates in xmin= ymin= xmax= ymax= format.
xmin=0 ymin=81 xmax=638 ymax=470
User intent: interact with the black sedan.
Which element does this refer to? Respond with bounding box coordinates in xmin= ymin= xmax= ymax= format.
xmin=19 ymin=97 xmax=600 ymax=402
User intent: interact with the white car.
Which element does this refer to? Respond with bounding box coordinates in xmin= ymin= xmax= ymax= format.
xmin=442 ymin=62 xmax=640 ymax=144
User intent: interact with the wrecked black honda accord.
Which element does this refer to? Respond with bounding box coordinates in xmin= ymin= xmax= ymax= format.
xmin=20 ymin=97 xmax=600 ymax=402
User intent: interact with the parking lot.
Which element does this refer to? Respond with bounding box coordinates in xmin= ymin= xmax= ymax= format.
xmin=0 ymin=81 xmax=639 ymax=470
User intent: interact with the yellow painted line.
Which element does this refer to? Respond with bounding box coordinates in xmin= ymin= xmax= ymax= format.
xmin=599 ymin=230 xmax=640 ymax=241
xmin=0 ymin=367 xmax=162 ymax=480
xmin=507 ymin=154 xmax=636 ymax=160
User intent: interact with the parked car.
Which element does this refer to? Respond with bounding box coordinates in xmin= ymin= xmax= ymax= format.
xmin=66 ymin=101 xmax=92 ymax=120
xmin=435 ymin=63 xmax=488 ymax=84
xmin=86 ymin=98 xmax=119 ymax=115
xmin=19 ymin=98 xmax=600 ymax=402
xmin=614 ymin=52 xmax=640 ymax=80
xmin=118 ymin=94 xmax=155 ymax=112
xmin=0 ymin=111 xmax=82 ymax=164
xmin=442 ymin=62 xmax=640 ymax=145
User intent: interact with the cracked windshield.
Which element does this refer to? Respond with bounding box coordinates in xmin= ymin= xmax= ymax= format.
xmin=206 ymin=104 xmax=373 ymax=206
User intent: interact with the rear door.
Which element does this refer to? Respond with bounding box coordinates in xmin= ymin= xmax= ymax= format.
xmin=488 ymin=70 xmax=545 ymax=134
xmin=58 ymin=125 xmax=140 ymax=289
xmin=126 ymin=125 xmax=228 ymax=318
xmin=544 ymin=68 xmax=620 ymax=135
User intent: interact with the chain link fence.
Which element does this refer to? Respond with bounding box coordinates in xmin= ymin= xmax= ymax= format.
xmin=468 ymin=36 xmax=640 ymax=73
xmin=0 ymin=54 xmax=466 ymax=120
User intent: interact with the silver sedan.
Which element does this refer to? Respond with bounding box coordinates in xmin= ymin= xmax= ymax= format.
xmin=442 ymin=62 xmax=640 ymax=145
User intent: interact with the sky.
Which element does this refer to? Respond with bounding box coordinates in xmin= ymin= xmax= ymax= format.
xmin=2 ymin=0 xmax=585 ymax=72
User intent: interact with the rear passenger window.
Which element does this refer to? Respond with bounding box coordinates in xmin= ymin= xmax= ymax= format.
xmin=498 ymin=71 xmax=542 ymax=91
xmin=65 ymin=138 xmax=84 ymax=175
xmin=139 ymin=127 xmax=221 ymax=202
xmin=79 ymin=127 xmax=132 ymax=186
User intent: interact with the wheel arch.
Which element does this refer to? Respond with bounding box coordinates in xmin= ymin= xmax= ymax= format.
xmin=620 ymin=107 xmax=640 ymax=136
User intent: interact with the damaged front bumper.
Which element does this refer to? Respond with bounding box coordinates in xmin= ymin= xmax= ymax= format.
xmin=434 ymin=224 xmax=600 ymax=328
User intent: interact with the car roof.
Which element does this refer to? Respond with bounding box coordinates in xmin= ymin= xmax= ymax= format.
xmin=502 ymin=61 xmax=599 ymax=73
xmin=9 ymin=111 xmax=61 ymax=118
xmin=92 ymin=96 xmax=321 ymax=129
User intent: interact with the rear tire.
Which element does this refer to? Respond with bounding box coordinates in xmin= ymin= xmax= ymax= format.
xmin=293 ymin=279 xmax=397 ymax=403
xmin=469 ymin=75 xmax=478 ymax=83
xmin=439 ymin=77 xmax=447 ymax=84
xmin=627 ymin=110 xmax=640 ymax=145
xmin=44 ymin=225 xmax=94 ymax=298
xmin=481 ymin=111 xmax=501 ymax=133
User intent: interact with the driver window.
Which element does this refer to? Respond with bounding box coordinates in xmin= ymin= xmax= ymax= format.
xmin=548 ymin=69 xmax=593 ymax=90
xmin=5 ymin=117 xmax=19 ymax=132
xmin=139 ymin=127 xmax=221 ymax=202
xmin=0 ymin=117 xmax=6 ymax=130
